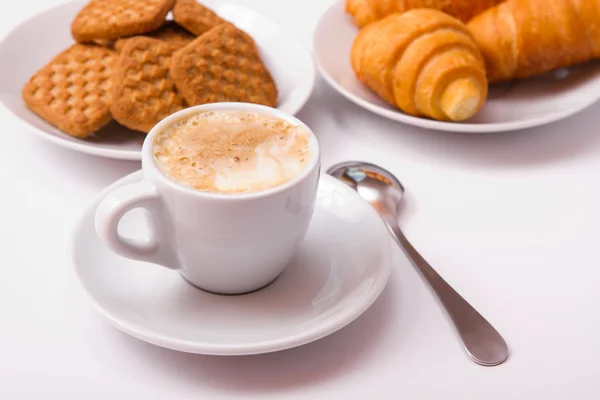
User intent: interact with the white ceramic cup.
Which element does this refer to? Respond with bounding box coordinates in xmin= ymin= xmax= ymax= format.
xmin=94 ymin=103 xmax=320 ymax=295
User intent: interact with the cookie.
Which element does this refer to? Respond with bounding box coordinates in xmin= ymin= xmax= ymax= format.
xmin=71 ymin=0 xmax=175 ymax=42
xmin=173 ymin=0 xmax=228 ymax=36
xmin=114 ymin=21 xmax=195 ymax=53
xmin=111 ymin=37 xmax=187 ymax=133
xmin=22 ymin=44 xmax=117 ymax=138
xmin=170 ymin=24 xmax=278 ymax=107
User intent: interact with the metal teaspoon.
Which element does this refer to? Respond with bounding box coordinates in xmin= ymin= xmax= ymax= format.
xmin=328 ymin=161 xmax=509 ymax=366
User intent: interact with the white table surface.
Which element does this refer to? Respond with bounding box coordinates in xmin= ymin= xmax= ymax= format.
xmin=2 ymin=0 xmax=600 ymax=398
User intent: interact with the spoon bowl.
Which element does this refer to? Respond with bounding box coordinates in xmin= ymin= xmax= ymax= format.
xmin=327 ymin=162 xmax=405 ymax=221
xmin=328 ymin=161 xmax=405 ymax=194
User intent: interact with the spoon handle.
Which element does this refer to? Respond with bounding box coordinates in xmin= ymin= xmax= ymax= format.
xmin=388 ymin=223 xmax=508 ymax=366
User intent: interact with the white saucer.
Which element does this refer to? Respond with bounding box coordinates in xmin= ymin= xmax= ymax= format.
xmin=71 ymin=171 xmax=392 ymax=355
xmin=0 ymin=0 xmax=315 ymax=160
xmin=314 ymin=0 xmax=600 ymax=133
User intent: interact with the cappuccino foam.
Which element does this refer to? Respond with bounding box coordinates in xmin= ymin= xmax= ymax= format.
xmin=153 ymin=111 xmax=312 ymax=194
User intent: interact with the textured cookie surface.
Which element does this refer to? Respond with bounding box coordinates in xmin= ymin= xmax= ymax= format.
xmin=111 ymin=37 xmax=187 ymax=133
xmin=173 ymin=0 xmax=228 ymax=36
xmin=22 ymin=44 xmax=117 ymax=138
xmin=115 ymin=21 xmax=196 ymax=52
xmin=93 ymin=39 xmax=115 ymax=49
xmin=170 ymin=24 xmax=278 ymax=107
xmin=71 ymin=0 xmax=175 ymax=42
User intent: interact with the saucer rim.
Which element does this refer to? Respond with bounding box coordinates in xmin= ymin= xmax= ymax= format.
xmin=0 ymin=0 xmax=316 ymax=161
xmin=71 ymin=170 xmax=393 ymax=355
xmin=313 ymin=0 xmax=600 ymax=134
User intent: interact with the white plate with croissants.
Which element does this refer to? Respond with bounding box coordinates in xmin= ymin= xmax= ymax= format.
xmin=314 ymin=0 xmax=600 ymax=133
xmin=0 ymin=0 xmax=315 ymax=160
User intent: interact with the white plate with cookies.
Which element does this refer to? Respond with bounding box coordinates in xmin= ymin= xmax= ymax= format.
xmin=0 ymin=0 xmax=315 ymax=160
xmin=314 ymin=0 xmax=600 ymax=133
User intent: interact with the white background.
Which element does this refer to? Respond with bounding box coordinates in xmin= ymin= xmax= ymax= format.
xmin=2 ymin=0 xmax=600 ymax=398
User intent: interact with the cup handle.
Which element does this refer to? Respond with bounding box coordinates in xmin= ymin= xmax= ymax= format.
xmin=94 ymin=180 xmax=179 ymax=269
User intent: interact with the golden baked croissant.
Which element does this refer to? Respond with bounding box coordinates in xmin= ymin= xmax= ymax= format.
xmin=346 ymin=0 xmax=504 ymax=27
xmin=468 ymin=0 xmax=600 ymax=83
xmin=351 ymin=9 xmax=488 ymax=122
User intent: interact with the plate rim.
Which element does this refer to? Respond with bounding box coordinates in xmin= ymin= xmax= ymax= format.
xmin=1 ymin=108 xmax=144 ymax=160
xmin=0 ymin=0 xmax=316 ymax=161
xmin=313 ymin=0 xmax=600 ymax=134
xmin=70 ymin=171 xmax=393 ymax=355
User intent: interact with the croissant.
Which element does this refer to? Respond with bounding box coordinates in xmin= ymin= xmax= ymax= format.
xmin=350 ymin=9 xmax=488 ymax=122
xmin=346 ymin=0 xmax=504 ymax=27
xmin=468 ymin=0 xmax=600 ymax=83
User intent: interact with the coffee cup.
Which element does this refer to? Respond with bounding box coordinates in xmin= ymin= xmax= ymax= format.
xmin=95 ymin=103 xmax=320 ymax=295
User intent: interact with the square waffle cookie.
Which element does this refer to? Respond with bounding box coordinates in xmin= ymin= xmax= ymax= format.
xmin=114 ymin=21 xmax=196 ymax=53
xmin=71 ymin=0 xmax=175 ymax=42
xmin=173 ymin=0 xmax=229 ymax=36
xmin=111 ymin=37 xmax=187 ymax=133
xmin=170 ymin=24 xmax=278 ymax=107
xmin=22 ymin=44 xmax=117 ymax=138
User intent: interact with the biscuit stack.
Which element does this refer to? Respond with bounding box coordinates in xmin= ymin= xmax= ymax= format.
xmin=22 ymin=0 xmax=278 ymax=138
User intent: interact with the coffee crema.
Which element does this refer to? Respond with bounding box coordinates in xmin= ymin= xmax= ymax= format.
xmin=153 ymin=110 xmax=312 ymax=194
